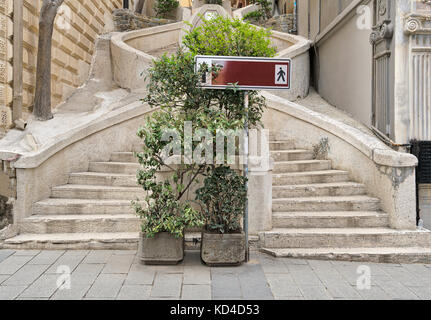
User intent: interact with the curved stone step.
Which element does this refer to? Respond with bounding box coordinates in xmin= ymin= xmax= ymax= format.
xmin=273 ymin=170 xmax=350 ymax=185
xmin=260 ymin=247 xmax=431 ymax=264
xmin=110 ymin=152 xmax=138 ymax=163
xmin=259 ymin=228 xmax=431 ymax=249
xmin=273 ymin=182 xmax=366 ymax=198
xmin=1 ymin=232 xmax=207 ymax=250
xmin=69 ymin=172 xmax=137 ymax=187
xmin=89 ymin=162 xmax=141 ymax=174
xmin=271 ymin=150 xmax=314 ymax=162
xmin=33 ymin=199 xmax=140 ymax=215
xmin=52 ymin=185 xmax=144 ymax=200
xmin=1 ymin=232 xmax=140 ymax=250
xmin=272 ymin=196 xmax=380 ymax=212
xmin=19 ymin=214 xmax=140 ymax=234
xmin=269 ymin=141 xmax=295 ymax=151
xmin=272 ymin=211 xmax=389 ymax=228
xmin=273 ymin=160 xmax=332 ymax=173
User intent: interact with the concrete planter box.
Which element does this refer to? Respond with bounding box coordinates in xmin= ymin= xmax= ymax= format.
xmin=201 ymin=232 xmax=246 ymax=267
xmin=139 ymin=232 xmax=184 ymax=265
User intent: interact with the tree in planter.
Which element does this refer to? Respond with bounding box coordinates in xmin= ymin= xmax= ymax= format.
xmin=135 ymin=16 xmax=276 ymax=263
xmin=154 ymin=0 xmax=179 ymax=18
xmin=133 ymin=181 xmax=204 ymax=239
xmin=196 ymin=166 xmax=247 ymax=234
xmin=34 ymin=0 xmax=64 ymax=121
xmin=134 ymin=110 xmax=206 ymax=239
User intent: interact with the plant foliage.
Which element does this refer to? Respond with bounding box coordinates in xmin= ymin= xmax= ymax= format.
xmin=135 ymin=15 xmax=276 ymax=236
xmin=196 ymin=166 xmax=247 ymax=234
xmin=205 ymin=0 xmax=222 ymax=4
xmin=251 ymin=0 xmax=272 ymax=20
xmin=155 ymin=0 xmax=179 ymax=18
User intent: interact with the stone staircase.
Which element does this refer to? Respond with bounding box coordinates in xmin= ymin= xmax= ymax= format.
xmin=260 ymin=140 xmax=431 ymax=263
xmin=3 ymin=151 xmax=143 ymax=250
xmin=4 ymin=139 xmax=431 ymax=263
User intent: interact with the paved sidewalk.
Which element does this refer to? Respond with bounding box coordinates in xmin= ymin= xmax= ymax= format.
xmin=1 ymin=249 xmax=431 ymax=300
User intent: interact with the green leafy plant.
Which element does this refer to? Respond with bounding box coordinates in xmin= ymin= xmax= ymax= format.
xmin=155 ymin=0 xmax=179 ymax=18
xmin=183 ymin=15 xmax=276 ymax=58
xmin=205 ymin=0 xmax=222 ymax=4
xmin=196 ymin=166 xmax=247 ymax=234
xmin=133 ymin=181 xmax=204 ymax=238
xmin=134 ymin=112 xmax=206 ymax=238
xmin=251 ymin=0 xmax=272 ymax=20
xmin=135 ymin=15 xmax=276 ymax=238
xmin=243 ymin=10 xmax=263 ymax=22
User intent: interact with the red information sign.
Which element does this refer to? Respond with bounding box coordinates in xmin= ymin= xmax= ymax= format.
xmin=195 ymin=56 xmax=291 ymax=90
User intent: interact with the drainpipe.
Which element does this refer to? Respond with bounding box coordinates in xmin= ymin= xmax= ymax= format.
xmin=12 ymin=0 xmax=23 ymax=123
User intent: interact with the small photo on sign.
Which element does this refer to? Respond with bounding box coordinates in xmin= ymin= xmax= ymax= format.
xmin=197 ymin=59 xmax=212 ymax=86
xmin=275 ymin=65 xmax=288 ymax=85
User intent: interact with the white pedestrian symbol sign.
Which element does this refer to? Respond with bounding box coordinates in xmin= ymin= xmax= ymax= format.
xmin=275 ymin=65 xmax=288 ymax=85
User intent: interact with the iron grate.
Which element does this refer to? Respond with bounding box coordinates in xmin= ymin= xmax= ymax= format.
xmin=412 ymin=141 xmax=431 ymax=184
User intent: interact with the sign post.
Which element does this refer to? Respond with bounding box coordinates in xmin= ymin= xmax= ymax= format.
xmin=243 ymin=90 xmax=249 ymax=262
xmin=195 ymin=55 xmax=292 ymax=263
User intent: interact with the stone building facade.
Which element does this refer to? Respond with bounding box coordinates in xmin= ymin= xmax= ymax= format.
xmin=0 ymin=0 xmax=126 ymax=135
xmin=297 ymin=0 xmax=431 ymax=228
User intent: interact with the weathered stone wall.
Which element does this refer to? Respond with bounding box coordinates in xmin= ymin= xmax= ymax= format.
xmin=22 ymin=0 xmax=123 ymax=112
xmin=113 ymin=9 xmax=176 ymax=32
xmin=0 ymin=0 xmax=12 ymax=136
xmin=0 ymin=0 xmax=124 ymax=133
xmin=261 ymin=14 xmax=294 ymax=33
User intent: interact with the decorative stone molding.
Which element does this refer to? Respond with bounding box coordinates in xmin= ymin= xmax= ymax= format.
xmin=404 ymin=12 xmax=431 ymax=35
xmin=370 ymin=19 xmax=394 ymax=45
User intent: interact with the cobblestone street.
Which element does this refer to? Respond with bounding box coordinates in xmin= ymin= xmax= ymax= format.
xmin=1 ymin=249 xmax=431 ymax=300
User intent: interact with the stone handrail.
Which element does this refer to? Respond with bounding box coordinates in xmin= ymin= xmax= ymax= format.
xmin=263 ymin=92 xmax=418 ymax=230
xmin=111 ymin=22 xmax=185 ymax=91
xmin=264 ymin=92 xmax=417 ymax=168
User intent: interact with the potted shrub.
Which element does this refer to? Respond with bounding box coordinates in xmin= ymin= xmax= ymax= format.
xmin=133 ymin=181 xmax=203 ymax=265
xmin=136 ymin=16 xmax=276 ymax=265
xmin=196 ymin=166 xmax=248 ymax=266
xmin=133 ymin=117 xmax=205 ymax=265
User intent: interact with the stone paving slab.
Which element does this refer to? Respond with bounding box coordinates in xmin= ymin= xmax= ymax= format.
xmin=0 ymin=250 xmax=15 ymax=263
xmin=71 ymin=263 xmax=104 ymax=285
xmin=85 ymin=274 xmax=126 ymax=298
xmin=51 ymin=284 xmax=91 ymax=300
xmin=117 ymin=285 xmax=151 ymax=300
xmin=125 ymin=263 xmax=156 ymax=285
xmin=19 ymin=274 xmax=59 ymax=298
xmin=0 ymin=286 xmax=27 ymax=300
xmin=181 ymin=284 xmax=211 ymax=300
xmin=299 ymin=285 xmax=333 ymax=300
xmin=0 ymin=274 xmax=9 ymax=284
xmin=45 ymin=251 xmax=88 ymax=274
xmin=1 ymin=249 xmax=431 ymax=300
xmin=102 ymin=254 xmax=135 ymax=274
xmin=211 ymin=272 xmax=242 ymax=299
xmin=11 ymin=250 xmax=39 ymax=257
xmin=3 ymin=264 xmax=49 ymax=286
xmin=82 ymin=250 xmax=113 ymax=264
xmin=151 ymin=273 xmax=183 ymax=298
xmin=0 ymin=255 xmax=34 ymax=275
xmin=27 ymin=250 xmax=65 ymax=265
